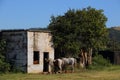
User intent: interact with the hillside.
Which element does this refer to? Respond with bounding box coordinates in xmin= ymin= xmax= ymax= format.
xmin=109 ymin=26 xmax=120 ymax=41
xmin=108 ymin=26 xmax=120 ymax=51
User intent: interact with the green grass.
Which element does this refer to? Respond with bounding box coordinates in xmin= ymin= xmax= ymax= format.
xmin=0 ymin=66 xmax=120 ymax=80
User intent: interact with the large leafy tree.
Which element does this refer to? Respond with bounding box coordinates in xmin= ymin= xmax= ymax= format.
xmin=48 ymin=7 xmax=108 ymax=58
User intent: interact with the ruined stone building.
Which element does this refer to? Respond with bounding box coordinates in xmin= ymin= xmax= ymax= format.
xmin=0 ymin=29 xmax=54 ymax=73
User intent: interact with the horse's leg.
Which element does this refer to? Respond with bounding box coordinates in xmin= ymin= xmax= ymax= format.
xmin=57 ymin=61 xmax=62 ymax=73
xmin=64 ymin=65 xmax=67 ymax=73
xmin=54 ymin=66 xmax=58 ymax=74
xmin=71 ymin=64 xmax=74 ymax=73
xmin=62 ymin=65 xmax=66 ymax=73
xmin=48 ymin=66 xmax=51 ymax=74
xmin=59 ymin=65 xmax=62 ymax=73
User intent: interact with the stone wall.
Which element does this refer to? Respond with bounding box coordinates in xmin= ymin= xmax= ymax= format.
xmin=1 ymin=30 xmax=27 ymax=72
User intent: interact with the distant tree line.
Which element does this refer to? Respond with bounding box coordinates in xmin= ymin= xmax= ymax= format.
xmin=107 ymin=27 xmax=120 ymax=51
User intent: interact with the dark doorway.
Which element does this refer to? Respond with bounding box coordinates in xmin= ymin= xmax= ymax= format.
xmin=43 ymin=52 xmax=49 ymax=72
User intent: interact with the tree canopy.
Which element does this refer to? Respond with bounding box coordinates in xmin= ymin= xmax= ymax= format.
xmin=48 ymin=7 xmax=108 ymax=58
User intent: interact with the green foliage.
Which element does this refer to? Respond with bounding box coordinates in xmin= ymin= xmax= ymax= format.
xmin=48 ymin=7 xmax=108 ymax=57
xmin=0 ymin=39 xmax=10 ymax=73
xmin=88 ymin=54 xmax=111 ymax=70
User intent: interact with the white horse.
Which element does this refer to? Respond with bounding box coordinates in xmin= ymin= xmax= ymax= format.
xmin=54 ymin=58 xmax=76 ymax=73
xmin=62 ymin=58 xmax=76 ymax=72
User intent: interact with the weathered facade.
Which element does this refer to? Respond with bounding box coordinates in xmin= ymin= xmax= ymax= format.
xmin=1 ymin=29 xmax=54 ymax=73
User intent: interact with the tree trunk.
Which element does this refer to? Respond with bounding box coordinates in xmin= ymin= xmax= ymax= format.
xmin=87 ymin=48 xmax=92 ymax=65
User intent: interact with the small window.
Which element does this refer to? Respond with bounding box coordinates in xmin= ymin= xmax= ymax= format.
xmin=33 ymin=51 xmax=39 ymax=64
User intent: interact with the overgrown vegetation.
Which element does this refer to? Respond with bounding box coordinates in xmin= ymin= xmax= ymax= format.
xmin=0 ymin=39 xmax=10 ymax=73
xmin=88 ymin=54 xmax=112 ymax=70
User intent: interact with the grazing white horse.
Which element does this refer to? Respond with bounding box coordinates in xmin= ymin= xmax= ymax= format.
xmin=62 ymin=58 xmax=76 ymax=72
xmin=54 ymin=58 xmax=76 ymax=73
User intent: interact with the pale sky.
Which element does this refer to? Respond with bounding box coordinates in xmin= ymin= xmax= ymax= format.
xmin=0 ymin=0 xmax=120 ymax=29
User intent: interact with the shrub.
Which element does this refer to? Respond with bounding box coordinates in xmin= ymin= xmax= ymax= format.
xmin=88 ymin=54 xmax=112 ymax=70
xmin=0 ymin=39 xmax=10 ymax=73
xmin=0 ymin=60 xmax=10 ymax=73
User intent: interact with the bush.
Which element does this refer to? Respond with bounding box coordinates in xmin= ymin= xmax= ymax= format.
xmin=88 ymin=54 xmax=112 ymax=70
xmin=0 ymin=39 xmax=10 ymax=73
xmin=0 ymin=60 xmax=10 ymax=73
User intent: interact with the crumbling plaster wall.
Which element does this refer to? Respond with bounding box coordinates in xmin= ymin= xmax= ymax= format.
xmin=27 ymin=31 xmax=54 ymax=73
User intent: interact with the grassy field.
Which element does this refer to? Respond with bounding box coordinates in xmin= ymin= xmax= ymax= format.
xmin=0 ymin=66 xmax=120 ymax=80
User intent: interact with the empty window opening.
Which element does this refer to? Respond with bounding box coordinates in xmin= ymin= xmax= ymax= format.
xmin=33 ymin=51 xmax=39 ymax=64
